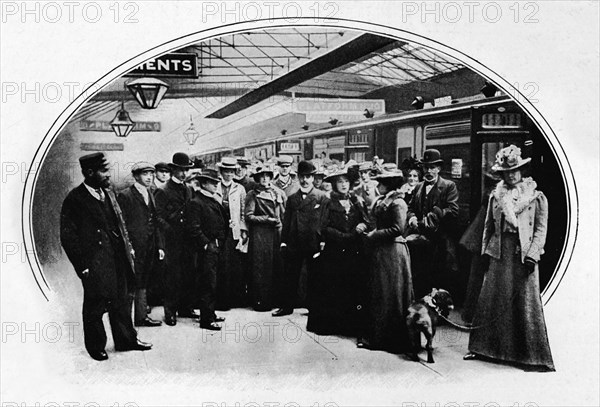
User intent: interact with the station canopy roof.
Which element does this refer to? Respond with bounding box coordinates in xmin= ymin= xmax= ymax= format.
xmin=80 ymin=28 xmax=466 ymax=149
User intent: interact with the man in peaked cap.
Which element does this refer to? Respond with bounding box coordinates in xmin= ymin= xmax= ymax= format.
xmin=273 ymin=155 xmax=300 ymax=198
xmin=60 ymin=153 xmax=152 ymax=361
xmin=406 ymin=148 xmax=460 ymax=297
xmin=153 ymin=152 xmax=196 ymax=326
xmin=272 ymin=160 xmax=328 ymax=317
xmin=185 ymin=168 xmax=228 ymax=330
xmin=153 ymin=161 xmax=171 ymax=191
xmin=117 ymin=162 xmax=165 ymax=327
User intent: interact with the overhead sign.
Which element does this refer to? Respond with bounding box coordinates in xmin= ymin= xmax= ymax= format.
xmin=295 ymin=98 xmax=385 ymax=124
xmin=80 ymin=120 xmax=161 ymax=132
xmin=125 ymin=53 xmax=198 ymax=78
xmin=80 ymin=143 xmax=124 ymax=151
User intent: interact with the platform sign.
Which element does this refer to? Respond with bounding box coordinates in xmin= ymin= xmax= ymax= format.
xmin=124 ymin=53 xmax=198 ymax=78
xmin=295 ymin=98 xmax=385 ymax=124
xmin=80 ymin=120 xmax=161 ymax=132
xmin=80 ymin=143 xmax=124 ymax=151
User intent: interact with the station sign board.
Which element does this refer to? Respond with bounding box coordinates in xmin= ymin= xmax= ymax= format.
xmin=80 ymin=120 xmax=161 ymax=132
xmin=124 ymin=53 xmax=198 ymax=78
xmin=294 ymin=98 xmax=385 ymax=124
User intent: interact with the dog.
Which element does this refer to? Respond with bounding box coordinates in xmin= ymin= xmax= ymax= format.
xmin=406 ymin=288 xmax=454 ymax=363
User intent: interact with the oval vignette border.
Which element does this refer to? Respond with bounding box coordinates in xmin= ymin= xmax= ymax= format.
xmin=21 ymin=17 xmax=579 ymax=305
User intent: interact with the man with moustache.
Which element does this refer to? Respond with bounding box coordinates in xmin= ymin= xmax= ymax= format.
xmin=272 ymin=160 xmax=328 ymax=317
xmin=153 ymin=152 xmax=196 ymax=326
xmin=273 ymin=155 xmax=300 ymax=198
xmin=117 ymin=162 xmax=165 ymax=327
xmin=407 ymin=149 xmax=459 ymax=297
xmin=60 ymin=153 xmax=152 ymax=361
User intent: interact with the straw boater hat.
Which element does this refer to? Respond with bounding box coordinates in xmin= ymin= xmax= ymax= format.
xmin=218 ymin=156 xmax=238 ymax=170
xmin=491 ymin=145 xmax=531 ymax=172
xmin=252 ymin=164 xmax=275 ymax=182
xmin=168 ymin=152 xmax=194 ymax=169
xmin=198 ymin=168 xmax=220 ymax=183
xmin=131 ymin=161 xmax=155 ymax=174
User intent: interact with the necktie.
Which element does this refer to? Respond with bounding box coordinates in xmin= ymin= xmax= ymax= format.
xmin=95 ymin=188 xmax=105 ymax=202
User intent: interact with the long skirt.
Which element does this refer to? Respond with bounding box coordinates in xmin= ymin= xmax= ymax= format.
xmin=468 ymin=233 xmax=555 ymax=370
xmin=365 ymin=241 xmax=414 ymax=353
xmin=248 ymin=224 xmax=282 ymax=311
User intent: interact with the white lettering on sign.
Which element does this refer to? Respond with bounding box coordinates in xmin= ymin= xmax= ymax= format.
xmin=280 ymin=142 xmax=300 ymax=152
xmin=295 ymin=98 xmax=385 ymax=113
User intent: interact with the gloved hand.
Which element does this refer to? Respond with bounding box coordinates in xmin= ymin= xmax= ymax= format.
xmin=355 ymin=222 xmax=368 ymax=234
xmin=524 ymin=257 xmax=537 ymax=274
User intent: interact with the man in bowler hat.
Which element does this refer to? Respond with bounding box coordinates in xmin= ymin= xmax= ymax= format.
xmin=60 ymin=152 xmax=152 ymax=361
xmin=272 ymin=160 xmax=328 ymax=317
xmin=406 ymin=149 xmax=460 ymax=297
xmin=117 ymin=162 xmax=165 ymax=327
xmin=185 ymin=169 xmax=228 ymax=330
xmin=153 ymin=152 xmax=197 ymax=326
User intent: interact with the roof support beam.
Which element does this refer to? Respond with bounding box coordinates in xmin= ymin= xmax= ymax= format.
xmin=206 ymin=33 xmax=397 ymax=119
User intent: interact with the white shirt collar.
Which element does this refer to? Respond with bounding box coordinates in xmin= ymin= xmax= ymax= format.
xmin=200 ymin=189 xmax=216 ymax=199
xmin=134 ymin=182 xmax=149 ymax=203
xmin=83 ymin=182 xmax=105 ymax=201
xmin=171 ymin=176 xmax=183 ymax=184
xmin=300 ymin=186 xmax=313 ymax=194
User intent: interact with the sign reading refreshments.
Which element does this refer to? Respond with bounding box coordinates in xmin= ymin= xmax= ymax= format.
xmin=80 ymin=120 xmax=161 ymax=132
xmin=80 ymin=143 xmax=124 ymax=151
xmin=125 ymin=53 xmax=198 ymax=78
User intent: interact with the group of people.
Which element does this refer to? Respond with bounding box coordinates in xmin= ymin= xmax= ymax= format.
xmin=60 ymin=145 xmax=554 ymax=372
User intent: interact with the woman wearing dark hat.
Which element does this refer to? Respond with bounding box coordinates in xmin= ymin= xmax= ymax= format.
xmin=244 ymin=165 xmax=287 ymax=311
xmin=464 ymin=145 xmax=554 ymax=371
xmin=361 ymin=169 xmax=414 ymax=353
xmin=307 ymin=169 xmax=370 ymax=337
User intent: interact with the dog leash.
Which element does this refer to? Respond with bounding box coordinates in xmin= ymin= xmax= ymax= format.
xmin=434 ymin=291 xmax=519 ymax=331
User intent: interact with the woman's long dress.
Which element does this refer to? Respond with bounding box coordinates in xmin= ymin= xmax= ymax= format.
xmin=364 ymin=191 xmax=414 ymax=353
xmin=468 ymin=183 xmax=554 ymax=370
xmin=244 ymin=186 xmax=286 ymax=311
xmin=307 ymin=193 xmax=368 ymax=336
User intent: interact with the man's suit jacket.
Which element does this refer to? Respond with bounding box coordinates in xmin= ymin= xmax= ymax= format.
xmin=60 ymin=183 xmax=135 ymax=298
xmin=281 ymin=187 xmax=328 ymax=253
xmin=407 ymin=176 xmax=459 ymax=230
xmin=186 ymin=192 xmax=228 ymax=251
xmin=153 ymin=178 xmax=192 ymax=241
xmin=273 ymin=173 xmax=300 ymax=198
xmin=117 ymin=184 xmax=165 ymax=266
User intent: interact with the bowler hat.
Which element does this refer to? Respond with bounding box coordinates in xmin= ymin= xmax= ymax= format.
xmin=491 ymin=145 xmax=531 ymax=172
xmin=131 ymin=161 xmax=155 ymax=174
xmin=169 ymin=152 xmax=194 ymax=169
xmin=79 ymin=152 xmax=109 ymax=171
xmin=155 ymin=162 xmax=170 ymax=172
xmin=297 ymin=160 xmax=317 ymax=176
xmin=218 ymin=156 xmax=238 ymax=170
xmin=198 ymin=168 xmax=220 ymax=183
xmin=421 ymin=149 xmax=443 ymax=165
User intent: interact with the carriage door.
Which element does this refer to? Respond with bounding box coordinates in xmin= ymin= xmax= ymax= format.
xmin=470 ymin=104 xmax=533 ymax=218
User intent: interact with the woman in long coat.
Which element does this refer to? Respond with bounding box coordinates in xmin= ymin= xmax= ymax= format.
xmin=362 ymin=170 xmax=414 ymax=353
xmin=244 ymin=165 xmax=286 ymax=312
xmin=307 ymin=169 xmax=369 ymax=337
xmin=465 ymin=145 xmax=554 ymax=371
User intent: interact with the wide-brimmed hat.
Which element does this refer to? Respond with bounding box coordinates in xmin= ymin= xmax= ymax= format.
xmin=324 ymin=168 xmax=350 ymax=182
xmin=277 ymin=155 xmax=294 ymax=166
xmin=358 ymin=162 xmax=373 ymax=172
xmin=491 ymin=145 xmax=531 ymax=172
xmin=169 ymin=152 xmax=194 ymax=169
xmin=252 ymin=164 xmax=275 ymax=181
xmin=297 ymin=160 xmax=317 ymax=176
xmin=184 ymin=169 xmax=202 ymax=183
xmin=131 ymin=161 xmax=155 ymax=174
xmin=198 ymin=168 xmax=220 ymax=183
xmin=420 ymin=149 xmax=443 ymax=165
xmin=155 ymin=162 xmax=170 ymax=172
xmin=218 ymin=156 xmax=238 ymax=170
xmin=79 ymin=152 xmax=109 ymax=172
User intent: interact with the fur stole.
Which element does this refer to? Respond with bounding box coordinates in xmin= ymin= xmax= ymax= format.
xmin=492 ymin=177 xmax=540 ymax=228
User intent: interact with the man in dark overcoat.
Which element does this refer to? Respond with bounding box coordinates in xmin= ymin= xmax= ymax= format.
xmin=272 ymin=160 xmax=328 ymax=317
xmin=117 ymin=162 xmax=165 ymax=327
xmin=60 ymin=152 xmax=152 ymax=361
xmin=407 ymin=149 xmax=460 ymax=297
xmin=234 ymin=157 xmax=257 ymax=192
xmin=185 ymin=169 xmax=228 ymax=330
xmin=153 ymin=152 xmax=196 ymax=326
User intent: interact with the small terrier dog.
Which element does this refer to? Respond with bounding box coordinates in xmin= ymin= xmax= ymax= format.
xmin=406 ymin=288 xmax=454 ymax=363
